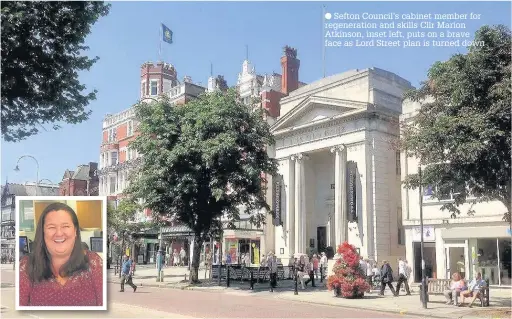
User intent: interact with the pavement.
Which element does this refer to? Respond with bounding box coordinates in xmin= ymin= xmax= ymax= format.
xmin=1 ymin=263 xmax=396 ymax=318
xmin=107 ymin=264 xmax=512 ymax=319
xmin=2 ymin=263 xmax=511 ymax=318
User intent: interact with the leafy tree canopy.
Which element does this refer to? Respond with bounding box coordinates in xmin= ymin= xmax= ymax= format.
xmin=107 ymin=199 xmax=152 ymax=242
xmin=125 ymin=89 xmax=278 ymax=282
xmin=126 ymin=89 xmax=279 ymax=239
xmin=401 ymin=25 xmax=511 ymax=222
xmin=1 ymin=1 xmax=110 ymax=142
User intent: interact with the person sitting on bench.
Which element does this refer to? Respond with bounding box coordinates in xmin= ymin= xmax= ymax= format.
xmin=458 ymin=272 xmax=486 ymax=308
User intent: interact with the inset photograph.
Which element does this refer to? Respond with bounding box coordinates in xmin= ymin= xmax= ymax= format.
xmin=15 ymin=196 xmax=107 ymax=310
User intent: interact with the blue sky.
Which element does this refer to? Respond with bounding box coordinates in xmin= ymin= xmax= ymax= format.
xmin=2 ymin=1 xmax=510 ymax=185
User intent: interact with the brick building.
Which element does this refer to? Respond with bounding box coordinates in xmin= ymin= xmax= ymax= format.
xmin=59 ymin=162 xmax=99 ymax=196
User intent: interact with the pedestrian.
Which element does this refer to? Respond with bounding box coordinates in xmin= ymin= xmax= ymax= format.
xmin=180 ymin=247 xmax=186 ymax=266
xmin=260 ymin=254 xmax=267 ymax=267
xmin=244 ymin=253 xmax=250 ymax=266
xmin=120 ymin=255 xmax=137 ymax=292
xmin=395 ymin=258 xmax=411 ymax=296
xmin=312 ymin=254 xmax=320 ymax=279
xmin=379 ymin=260 xmax=396 ymax=296
xmin=304 ymin=256 xmax=316 ymax=287
xmin=365 ymin=259 xmax=373 ymax=292
xmin=288 ymin=255 xmax=295 ymax=279
xmin=267 ymin=252 xmax=278 ymax=292
xmin=320 ymin=252 xmax=328 ymax=279
xmin=173 ymin=249 xmax=179 ymax=267
xmin=296 ymin=255 xmax=307 ymax=290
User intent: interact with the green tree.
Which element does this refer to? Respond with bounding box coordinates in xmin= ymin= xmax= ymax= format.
xmin=126 ymin=89 xmax=278 ymax=283
xmin=107 ymin=199 xmax=152 ymax=262
xmin=1 ymin=1 xmax=110 ymax=142
xmin=401 ymin=25 xmax=511 ymax=222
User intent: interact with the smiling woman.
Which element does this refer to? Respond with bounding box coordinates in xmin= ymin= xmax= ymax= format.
xmin=18 ymin=202 xmax=103 ymax=307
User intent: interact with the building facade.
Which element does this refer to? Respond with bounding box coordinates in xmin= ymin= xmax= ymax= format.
xmin=59 ymin=162 xmax=99 ymax=196
xmin=400 ymin=100 xmax=511 ymax=286
xmin=1 ymin=183 xmax=59 ymax=261
xmin=270 ymin=66 xmax=411 ymax=268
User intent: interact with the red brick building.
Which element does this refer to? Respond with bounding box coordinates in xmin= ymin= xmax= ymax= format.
xmin=59 ymin=162 xmax=99 ymax=196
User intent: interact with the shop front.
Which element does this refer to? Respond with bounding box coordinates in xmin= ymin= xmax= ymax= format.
xmin=441 ymin=225 xmax=511 ymax=287
xmin=223 ymin=228 xmax=264 ymax=266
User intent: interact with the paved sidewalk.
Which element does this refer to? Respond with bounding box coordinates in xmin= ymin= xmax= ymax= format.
xmin=107 ymin=266 xmax=511 ymax=319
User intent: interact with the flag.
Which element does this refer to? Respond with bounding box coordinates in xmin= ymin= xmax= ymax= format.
xmin=162 ymin=23 xmax=173 ymax=44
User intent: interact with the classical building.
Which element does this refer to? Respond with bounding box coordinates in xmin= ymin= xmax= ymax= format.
xmin=269 ymin=66 xmax=411 ymax=268
xmin=1 ymin=183 xmax=59 ymax=259
xmin=59 ymin=162 xmax=99 ymax=196
xmin=400 ymin=100 xmax=511 ymax=286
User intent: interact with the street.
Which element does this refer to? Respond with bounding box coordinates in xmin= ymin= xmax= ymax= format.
xmin=1 ymin=267 xmax=400 ymax=318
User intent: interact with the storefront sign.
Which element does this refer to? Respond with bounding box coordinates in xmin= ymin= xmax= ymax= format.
xmin=272 ymin=175 xmax=283 ymax=226
xmin=412 ymin=226 xmax=435 ymax=242
xmin=346 ymin=161 xmax=358 ymax=222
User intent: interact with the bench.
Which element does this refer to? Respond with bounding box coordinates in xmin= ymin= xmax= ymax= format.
xmin=423 ymin=278 xmax=490 ymax=307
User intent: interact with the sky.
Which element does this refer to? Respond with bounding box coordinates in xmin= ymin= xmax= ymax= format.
xmin=2 ymin=1 xmax=511 ymax=186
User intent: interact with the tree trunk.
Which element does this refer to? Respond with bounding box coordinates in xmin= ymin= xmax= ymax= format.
xmin=189 ymin=236 xmax=203 ymax=284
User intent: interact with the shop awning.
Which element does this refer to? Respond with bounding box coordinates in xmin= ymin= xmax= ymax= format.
xmin=143 ymin=238 xmax=160 ymax=245
xmin=161 ymin=225 xmax=194 ymax=238
xmin=442 ymin=225 xmax=510 ymax=239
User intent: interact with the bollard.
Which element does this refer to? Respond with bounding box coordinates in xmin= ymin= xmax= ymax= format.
xmin=320 ymin=266 xmax=323 ymax=283
xmin=294 ymin=269 xmax=298 ymax=295
xmin=250 ymin=271 xmax=254 ymax=290
xmin=269 ymin=271 xmax=273 ymax=292
xmin=184 ymin=273 xmax=187 ymax=281
xmin=226 ymin=267 xmax=230 ymax=287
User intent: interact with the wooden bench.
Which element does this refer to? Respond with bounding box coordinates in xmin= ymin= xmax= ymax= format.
xmin=424 ymin=278 xmax=489 ymax=307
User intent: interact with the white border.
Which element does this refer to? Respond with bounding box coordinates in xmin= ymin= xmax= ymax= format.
xmin=15 ymin=196 xmax=108 ymax=311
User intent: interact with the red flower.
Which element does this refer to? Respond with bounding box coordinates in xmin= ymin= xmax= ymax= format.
xmin=326 ymin=241 xmax=369 ymax=298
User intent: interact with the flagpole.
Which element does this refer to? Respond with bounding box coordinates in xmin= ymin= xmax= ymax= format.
xmin=159 ymin=23 xmax=162 ymax=62
xmin=322 ymin=5 xmax=326 ymax=78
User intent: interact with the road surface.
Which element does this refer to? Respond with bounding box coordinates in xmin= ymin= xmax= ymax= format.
xmin=1 ymin=267 xmax=400 ymax=318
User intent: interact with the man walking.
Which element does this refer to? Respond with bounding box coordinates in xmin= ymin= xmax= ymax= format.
xmin=395 ymin=258 xmax=411 ymax=296
xmin=120 ymin=255 xmax=137 ymax=292
xmin=268 ymin=252 xmax=278 ymax=292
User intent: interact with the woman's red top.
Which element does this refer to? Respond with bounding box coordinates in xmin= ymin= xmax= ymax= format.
xmin=19 ymin=250 xmax=103 ymax=307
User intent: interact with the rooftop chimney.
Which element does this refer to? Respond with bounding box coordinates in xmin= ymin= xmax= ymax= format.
xmin=280 ymin=46 xmax=300 ymax=95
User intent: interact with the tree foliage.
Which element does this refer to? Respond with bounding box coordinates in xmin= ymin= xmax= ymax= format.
xmin=401 ymin=25 xmax=511 ymax=222
xmin=126 ymin=89 xmax=278 ymax=282
xmin=1 ymin=1 xmax=110 ymax=142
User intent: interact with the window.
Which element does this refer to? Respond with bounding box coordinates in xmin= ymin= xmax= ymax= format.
xmin=423 ymin=183 xmax=466 ymax=201
xmin=141 ymin=82 xmax=146 ymax=97
xmin=396 ymin=151 xmax=401 ymax=176
xmin=397 ymin=207 xmax=405 ymax=245
xmin=150 ymin=80 xmax=158 ymax=96
xmin=110 ymin=151 xmax=118 ymax=166
xmin=127 ymin=120 xmax=133 ymax=136
xmin=101 ymin=154 xmax=105 ymax=168
xmin=109 ymin=176 xmax=117 ymax=194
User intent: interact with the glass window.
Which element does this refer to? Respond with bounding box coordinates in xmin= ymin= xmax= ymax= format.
xmin=141 ymin=82 xmax=145 ymax=97
xmin=498 ymin=239 xmax=511 ymax=285
xmin=127 ymin=120 xmax=133 ymax=136
xmin=109 ymin=176 xmax=117 ymax=194
xmin=151 ymin=81 xmax=158 ymax=96
xmin=476 ymin=239 xmax=499 ymax=285
xmin=395 ymin=152 xmax=401 ymax=175
xmin=111 ymin=152 xmax=118 ymax=166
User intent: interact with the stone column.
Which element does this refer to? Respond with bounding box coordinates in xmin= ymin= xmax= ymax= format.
xmin=292 ymin=153 xmax=307 ymax=255
xmin=330 ymin=145 xmax=348 ymax=247
xmin=286 ymin=157 xmax=295 ymax=256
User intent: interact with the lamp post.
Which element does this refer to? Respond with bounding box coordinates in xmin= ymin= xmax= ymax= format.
xmin=14 ymin=155 xmax=40 ymax=195
xmin=156 ymin=226 xmax=164 ymax=282
xmin=418 ymin=166 xmax=427 ymax=308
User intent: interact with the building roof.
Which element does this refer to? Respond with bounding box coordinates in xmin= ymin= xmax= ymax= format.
xmin=71 ymin=165 xmax=91 ymax=180
xmin=1 ymin=183 xmax=60 ymax=198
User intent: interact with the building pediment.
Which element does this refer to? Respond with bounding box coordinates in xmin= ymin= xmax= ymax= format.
xmin=271 ymin=96 xmax=368 ymax=132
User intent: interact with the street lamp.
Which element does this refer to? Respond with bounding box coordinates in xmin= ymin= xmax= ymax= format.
xmin=14 ymin=155 xmax=40 ymax=195
xmin=418 ymin=166 xmax=427 ymax=309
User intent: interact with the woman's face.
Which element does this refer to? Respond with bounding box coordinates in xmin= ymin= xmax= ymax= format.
xmin=43 ymin=210 xmax=77 ymax=258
